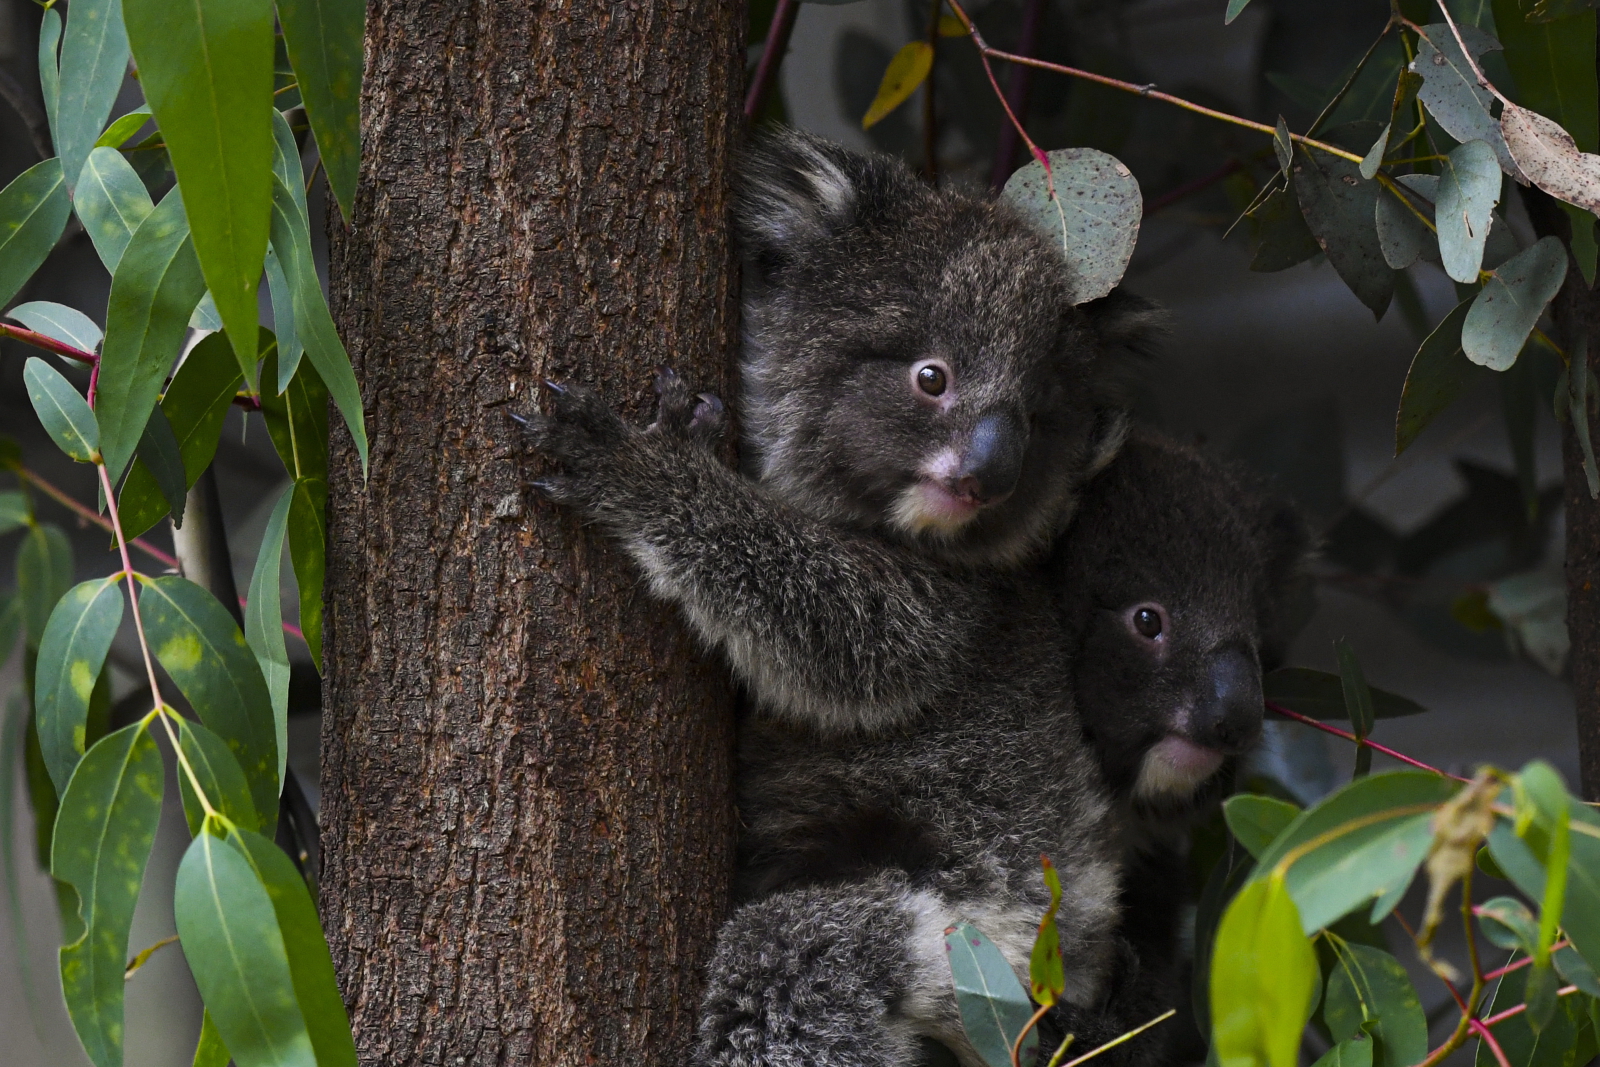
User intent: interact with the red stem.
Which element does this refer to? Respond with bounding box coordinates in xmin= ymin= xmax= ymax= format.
xmin=1266 ymin=701 xmax=1469 ymax=782
xmin=987 ymin=0 xmax=1047 ymax=191
xmin=1469 ymin=1020 xmax=1512 ymax=1067
xmin=1477 ymin=942 xmax=1568 ymax=982
xmin=1 ymin=321 xmax=97 ymax=364
xmin=744 ymin=0 xmax=799 ymax=122
xmin=1480 ymin=986 xmax=1580 ymax=1029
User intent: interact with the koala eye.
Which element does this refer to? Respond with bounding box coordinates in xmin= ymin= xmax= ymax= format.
xmin=1129 ymin=604 xmax=1166 ymax=641
xmin=913 ymin=360 xmax=950 ymax=398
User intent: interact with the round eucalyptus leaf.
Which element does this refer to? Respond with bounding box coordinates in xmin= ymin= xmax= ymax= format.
xmin=1001 ymin=148 xmax=1142 ymax=305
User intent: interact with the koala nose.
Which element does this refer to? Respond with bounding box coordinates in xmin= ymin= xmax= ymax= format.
xmin=1192 ymin=649 xmax=1263 ymax=755
xmin=953 ymin=412 xmax=1027 ymax=505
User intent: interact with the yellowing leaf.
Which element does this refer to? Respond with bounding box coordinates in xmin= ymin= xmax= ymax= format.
xmin=862 ymin=42 xmax=933 ymax=130
xmin=937 ymin=15 xmax=967 ymax=36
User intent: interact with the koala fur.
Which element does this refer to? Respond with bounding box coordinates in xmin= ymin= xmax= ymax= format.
xmin=518 ymin=130 xmax=1161 ymax=1067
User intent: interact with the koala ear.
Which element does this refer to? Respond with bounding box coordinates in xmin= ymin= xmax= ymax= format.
xmin=736 ymin=129 xmax=914 ymax=281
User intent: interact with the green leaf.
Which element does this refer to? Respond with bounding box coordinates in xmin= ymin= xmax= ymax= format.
xmin=135 ymin=403 xmax=187 ymax=526
xmin=1360 ymin=124 xmax=1390 ymax=180
xmin=1291 ymin=147 xmax=1393 ymax=319
xmin=7 ymin=300 xmax=103 ymax=353
xmin=97 ymin=185 xmax=207 ymax=482
xmin=1252 ymin=772 xmax=1460 ymax=934
xmin=1272 ymin=117 xmax=1294 ymax=177
xmin=0 ymin=492 xmax=26 ymax=535
xmin=1411 ymin=24 xmax=1522 ymax=178
xmin=260 ymin=346 xmax=329 ymax=482
xmin=54 ymin=0 xmax=129 ymax=197
xmin=116 ymin=330 xmax=245 ymax=540
xmin=1554 ymin=943 xmax=1600 ymax=997
xmin=123 ymin=0 xmax=275 ymax=376
xmin=245 ymin=486 xmax=292 ymax=788
xmin=1225 ymin=0 xmax=1255 ymax=25
xmin=1436 ymin=139 xmax=1503 ymax=283
xmin=288 ymin=480 xmax=327 ymax=667
xmin=270 ymin=110 xmax=311 ymax=223
xmin=93 ymin=106 xmax=152 ymax=149
xmin=1001 ymin=148 xmax=1143 ymax=305
xmin=1395 ymin=297 xmax=1487 ymax=455
xmin=73 ymin=147 xmax=155 ymax=273
xmin=174 ymin=716 xmax=260 ymax=836
xmin=1265 ymin=668 xmax=1427 ymax=720
xmin=944 ymin=920 xmax=1039 ymax=1067
xmin=39 ymin=8 xmax=61 ymax=138
xmin=192 ymin=1010 xmax=230 ymax=1067
xmin=264 ymin=251 xmax=301 ymax=390
xmin=276 ymin=0 xmax=364 ymax=221
xmin=0 ymin=158 xmax=72 ymax=309
xmin=33 ymin=576 xmax=124 ymax=795
xmin=1375 ymin=175 xmax=1435 ymax=271
xmin=1563 ymin=201 xmax=1598 ymax=285
xmin=1492 ymin=0 xmax=1598 ymax=153
xmin=1335 ymin=640 xmax=1376 ymax=742
xmin=1224 ymin=794 xmax=1302 ymax=859
xmin=136 ymin=575 xmax=279 ymax=817
xmin=16 ymin=523 xmax=74 ymax=648
xmin=51 ymin=721 xmax=165 ymax=1067
xmin=268 ymin=174 xmax=368 ymax=473
xmin=189 ymin=290 xmax=223 ymax=333
xmin=24 ymin=357 xmax=100 ymax=463
xmin=1478 ymin=895 xmax=1539 ymax=952
xmin=227 ymin=829 xmax=357 ymax=1067
xmin=1310 ymin=1036 xmax=1374 ymax=1067
xmin=1475 ymin=954 xmax=1590 ymax=1067
xmin=1322 ymin=943 xmax=1427 ymax=1067
xmin=174 ymin=830 xmax=317 ymax=1067
xmin=1029 ymin=855 xmax=1064 ymax=1007
xmin=1248 ymin=185 xmax=1322 ymax=273
xmin=1463 ymin=236 xmax=1568 ymax=371
xmin=1211 ymin=877 xmax=1318 ymax=1067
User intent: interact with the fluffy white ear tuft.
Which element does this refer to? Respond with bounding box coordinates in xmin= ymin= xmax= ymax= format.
xmin=736 ymin=130 xmax=866 ymax=262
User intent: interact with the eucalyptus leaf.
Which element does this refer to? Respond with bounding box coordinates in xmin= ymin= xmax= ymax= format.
xmin=1211 ymin=877 xmax=1317 ymax=1067
xmin=97 ymin=185 xmax=207 ymax=482
xmin=54 ymin=0 xmax=129 ymax=197
xmin=1462 ymin=236 xmax=1567 ymax=371
xmin=1554 ymin=944 xmax=1600 ymax=998
xmin=0 ymin=492 xmax=26 ymax=535
xmin=1265 ymin=668 xmax=1428 ymax=720
xmin=136 ymin=575 xmax=280 ymax=816
xmin=944 ymin=921 xmax=1039 ymax=1067
xmin=1224 ymin=794 xmax=1302 ymax=859
xmin=276 ymin=0 xmax=364 ymax=220
xmin=1323 ymin=943 xmax=1427 ymax=1067
xmin=174 ymin=716 xmax=260 ymax=836
xmin=1436 ymin=139 xmax=1503 ymax=283
xmin=1310 ymin=1036 xmax=1374 ymax=1067
xmin=1411 ymin=23 xmax=1522 ymax=179
xmin=1225 ymin=0 xmax=1255 ymax=25
xmin=192 ymin=1011 xmax=230 ymax=1067
xmin=245 ymin=486 xmax=292 ymax=787
xmin=1502 ymin=103 xmax=1600 ymax=217
xmin=1395 ymin=298 xmax=1487 ymax=455
xmin=0 ymin=158 xmax=72 ymax=309
xmin=862 ymin=42 xmax=933 ymax=130
xmin=33 ymin=576 xmax=124 ymax=795
xmin=123 ymin=0 xmax=275 ymax=375
xmin=24 ymin=357 xmax=99 ymax=464
xmin=93 ymin=106 xmax=152 ymax=149
xmin=1478 ymin=895 xmax=1539 ymax=953
xmin=1375 ymin=174 xmax=1437 ymax=271
xmin=288 ymin=480 xmax=327 ymax=666
xmin=1001 ymin=148 xmax=1143 ymax=304
xmin=1249 ymin=185 xmax=1321 ymax=272
xmin=134 ymin=404 xmax=187 ymax=525
xmin=52 ymin=721 xmax=164 ymax=1067
xmin=39 ymin=8 xmax=61 ymax=137
xmin=174 ymin=831 xmax=317 ymax=1067
xmin=74 ymin=147 xmax=155 ymax=274
xmin=16 ymin=523 xmax=74 ymax=648
xmin=7 ymin=301 xmax=103 ymax=354
xmin=1292 ymin=147 xmax=1393 ymax=318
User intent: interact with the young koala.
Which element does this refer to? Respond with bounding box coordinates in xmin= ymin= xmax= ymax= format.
xmin=518 ymin=129 xmax=1160 ymax=1067
xmin=1050 ymin=429 xmax=1312 ymax=1057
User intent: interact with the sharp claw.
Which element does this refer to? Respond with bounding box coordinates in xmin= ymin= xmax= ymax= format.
xmin=653 ymin=366 xmax=680 ymax=394
xmin=530 ymin=480 xmax=561 ymax=494
xmin=543 ymin=379 xmax=567 ymax=394
xmin=508 ymin=411 xmax=530 ymax=426
xmin=696 ymin=392 xmax=724 ymax=413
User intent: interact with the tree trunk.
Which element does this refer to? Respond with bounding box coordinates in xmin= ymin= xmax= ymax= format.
xmin=1560 ymin=277 xmax=1600 ymax=803
xmin=319 ymin=2 xmax=744 ymax=1063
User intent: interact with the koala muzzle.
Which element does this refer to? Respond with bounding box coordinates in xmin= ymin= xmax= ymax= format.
xmin=952 ymin=412 xmax=1028 ymax=505
xmin=1191 ymin=649 xmax=1263 ymax=754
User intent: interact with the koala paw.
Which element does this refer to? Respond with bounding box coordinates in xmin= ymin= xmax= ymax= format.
xmin=651 ymin=367 xmax=729 ymax=446
xmin=512 ymin=379 xmax=634 ymax=509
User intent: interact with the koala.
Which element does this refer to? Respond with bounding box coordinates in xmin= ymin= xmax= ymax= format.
xmin=517 ymin=130 xmax=1162 ymax=1067
xmin=1049 ymin=429 xmax=1312 ymax=1061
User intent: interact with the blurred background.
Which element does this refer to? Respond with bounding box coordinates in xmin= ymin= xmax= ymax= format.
xmin=0 ymin=0 xmax=1579 ymax=1062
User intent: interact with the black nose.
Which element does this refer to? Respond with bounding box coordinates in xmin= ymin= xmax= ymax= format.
xmin=953 ymin=412 xmax=1027 ymax=505
xmin=1192 ymin=649 xmax=1263 ymax=754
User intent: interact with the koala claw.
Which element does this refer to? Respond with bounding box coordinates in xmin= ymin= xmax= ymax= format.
xmin=690 ymin=392 xmax=728 ymax=442
xmin=542 ymin=378 xmax=568 ymax=395
xmin=653 ymin=366 xmax=681 ymax=395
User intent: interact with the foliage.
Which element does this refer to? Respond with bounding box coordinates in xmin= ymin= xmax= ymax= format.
xmin=0 ymin=0 xmax=364 ymax=1063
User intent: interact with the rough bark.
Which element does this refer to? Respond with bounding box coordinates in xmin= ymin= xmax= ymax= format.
xmin=320 ymin=2 xmax=743 ymax=1064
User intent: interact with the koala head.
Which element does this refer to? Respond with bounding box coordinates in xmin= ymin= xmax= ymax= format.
xmin=1052 ymin=431 xmax=1312 ymax=818
xmin=734 ymin=130 xmax=1162 ymax=568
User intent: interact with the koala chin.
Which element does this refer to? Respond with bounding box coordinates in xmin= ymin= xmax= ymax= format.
xmin=519 ymin=129 xmax=1168 ymax=1067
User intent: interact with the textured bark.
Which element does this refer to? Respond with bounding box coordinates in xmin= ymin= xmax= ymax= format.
xmin=1560 ymin=278 xmax=1600 ymax=803
xmin=320 ymin=2 xmax=743 ymax=1064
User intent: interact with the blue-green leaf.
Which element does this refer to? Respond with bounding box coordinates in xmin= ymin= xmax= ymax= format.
xmin=0 ymin=158 xmax=72 ymax=309
xmin=245 ymin=486 xmax=292 ymax=788
xmin=1000 ymin=147 xmax=1142 ymax=305
xmin=16 ymin=523 xmax=74 ymax=648
xmin=268 ymin=174 xmax=367 ymax=472
xmin=1396 ymin=297 xmax=1485 ymax=455
xmin=74 ymin=146 xmax=155 ymax=273
xmin=51 ymin=721 xmax=165 ymax=1067
xmin=227 ymin=829 xmax=357 ymax=1067
xmin=136 ymin=575 xmax=279 ymax=817
xmin=276 ymin=0 xmax=364 ymax=221
xmin=0 ymin=492 xmax=26 ymax=535
xmin=1292 ymin=147 xmax=1393 ymax=319
xmin=134 ymin=403 xmax=187 ymax=525
xmin=1310 ymin=1036 xmax=1374 ymax=1067
xmin=1463 ymin=236 xmax=1568 ymax=371
xmin=1224 ymin=794 xmax=1302 ymax=860
xmin=54 ymin=0 xmax=129 ymax=197
xmin=97 ymin=185 xmax=207 ymax=482
xmin=288 ymin=479 xmax=326 ymax=667
xmin=174 ymin=716 xmax=260 ymax=836
xmin=944 ymin=921 xmax=1039 ymax=1067
xmin=24 ymin=357 xmax=99 ymax=463
xmin=7 ymin=300 xmax=103 ymax=353
xmin=93 ymin=106 xmax=152 ymax=149
xmin=1323 ymin=943 xmax=1427 ymax=1067
xmin=1478 ymin=896 xmax=1539 ymax=953
xmin=123 ymin=0 xmax=275 ymax=377
xmin=174 ymin=830 xmax=316 ymax=1067
xmin=1211 ymin=876 xmax=1318 ymax=1067
xmin=39 ymin=8 xmax=61 ymax=138
xmin=33 ymin=576 xmax=124 ymax=795
xmin=1225 ymin=0 xmax=1254 ymax=24
xmin=1411 ymin=24 xmax=1522 ymax=178
xmin=264 ymin=250 xmax=301 ymax=389
xmin=1436 ymin=139 xmax=1503 ymax=284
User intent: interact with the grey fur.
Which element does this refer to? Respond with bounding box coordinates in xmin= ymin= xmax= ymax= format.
xmin=517 ymin=131 xmax=1159 ymax=1067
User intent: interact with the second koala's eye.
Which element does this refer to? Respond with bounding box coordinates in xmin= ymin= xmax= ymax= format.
xmin=915 ymin=362 xmax=948 ymax=397
xmin=1132 ymin=607 xmax=1163 ymax=639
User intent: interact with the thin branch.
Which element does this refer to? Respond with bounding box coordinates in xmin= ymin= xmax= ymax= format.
xmin=1427 ymin=3 xmax=1509 ymax=107
xmin=18 ymin=466 xmax=178 ymax=569
xmin=1012 ymin=1001 xmax=1053 ymax=1067
xmin=1059 ymin=1010 xmax=1175 ymax=1067
xmin=744 ymin=0 xmax=799 ymax=121
xmin=1266 ymin=702 xmax=1470 ymax=781
xmin=1478 ymin=942 xmax=1568 ymax=981
xmin=1307 ymin=18 xmax=1397 ymax=139
xmin=1480 ymin=986 xmax=1581 ymax=1028
xmin=0 ymin=321 xmax=97 ymax=364
xmin=1469 ymin=1019 xmax=1513 ymax=1067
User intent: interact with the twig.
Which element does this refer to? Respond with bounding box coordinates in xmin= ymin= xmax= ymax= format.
xmin=744 ymin=0 xmax=799 ymax=121
xmin=1012 ymin=1001 xmax=1053 ymax=1067
xmin=1427 ymin=3 xmax=1509 ymax=107
xmin=987 ymin=0 xmax=1047 ymax=191
xmin=1059 ymin=1009 xmax=1175 ymax=1067
xmin=1480 ymin=986 xmax=1581 ymax=1028
xmin=1478 ymin=941 xmax=1568 ymax=981
xmin=0 ymin=321 xmax=97 ymax=364
xmin=18 ymin=466 xmax=178 ymax=569
xmin=1266 ymin=702 xmax=1470 ymax=781
xmin=1469 ymin=1019 xmax=1513 ymax=1067
xmin=1307 ymin=18 xmax=1396 ymax=139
